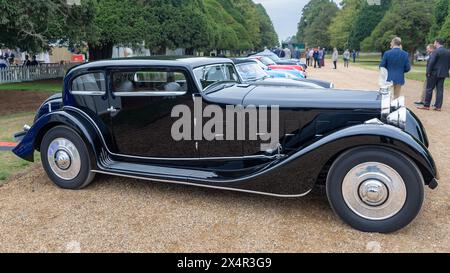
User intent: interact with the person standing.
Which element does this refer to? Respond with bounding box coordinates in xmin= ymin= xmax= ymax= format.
xmin=332 ymin=48 xmax=338 ymax=69
xmin=309 ymin=48 xmax=314 ymax=66
xmin=0 ymin=56 xmax=8 ymax=68
xmin=313 ymin=48 xmax=319 ymax=68
xmin=343 ymin=49 xmax=350 ymax=68
xmin=22 ymin=55 xmax=31 ymax=66
xmin=283 ymin=47 xmax=291 ymax=59
xmin=305 ymin=48 xmax=311 ymax=66
xmin=318 ymin=48 xmax=324 ymax=68
xmin=379 ymin=37 xmax=411 ymax=98
xmin=415 ymin=44 xmax=436 ymax=105
xmin=418 ymin=38 xmax=450 ymax=111
xmin=321 ymin=48 xmax=326 ymax=67
xmin=352 ymin=50 xmax=357 ymax=63
xmin=30 ymin=55 xmax=39 ymax=66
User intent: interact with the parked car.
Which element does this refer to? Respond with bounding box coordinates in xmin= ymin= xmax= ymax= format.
xmin=233 ymin=58 xmax=328 ymax=88
xmin=13 ymin=57 xmax=438 ymax=233
xmin=243 ymin=58 xmax=333 ymax=88
xmin=253 ymin=49 xmax=308 ymax=70
xmin=416 ymin=54 xmax=429 ymax=62
xmin=249 ymin=55 xmax=305 ymax=72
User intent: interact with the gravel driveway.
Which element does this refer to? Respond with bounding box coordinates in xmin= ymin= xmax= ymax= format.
xmin=0 ymin=65 xmax=449 ymax=253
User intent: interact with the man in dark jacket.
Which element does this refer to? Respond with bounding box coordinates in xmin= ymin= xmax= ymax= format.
xmin=380 ymin=37 xmax=411 ymax=98
xmin=313 ymin=48 xmax=319 ymax=68
xmin=418 ymin=38 xmax=450 ymax=111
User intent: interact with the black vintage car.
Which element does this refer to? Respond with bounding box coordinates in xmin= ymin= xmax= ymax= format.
xmin=13 ymin=57 xmax=438 ymax=233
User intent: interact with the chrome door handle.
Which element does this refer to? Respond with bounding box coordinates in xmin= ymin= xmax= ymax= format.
xmin=107 ymin=106 xmax=119 ymax=113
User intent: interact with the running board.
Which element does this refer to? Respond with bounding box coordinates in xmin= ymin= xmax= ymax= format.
xmin=91 ymin=169 xmax=312 ymax=198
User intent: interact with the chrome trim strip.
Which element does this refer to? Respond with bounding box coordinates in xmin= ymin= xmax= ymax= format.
xmin=64 ymin=106 xmax=281 ymax=161
xmin=113 ymin=91 xmax=187 ymax=97
xmin=91 ymin=169 xmax=311 ymax=198
xmin=71 ymin=91 xmax=106 ymax=96
xmin=364 ymin=118 xmax=384 ymax=125
xmin=391 ymin=96 xmax=405 ymax=110
xmin=380 ymin=84 xmax=393 ymax=120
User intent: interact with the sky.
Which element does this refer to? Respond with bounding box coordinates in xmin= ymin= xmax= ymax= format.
xmin=253 ymin=0 xmax=340 ymax=42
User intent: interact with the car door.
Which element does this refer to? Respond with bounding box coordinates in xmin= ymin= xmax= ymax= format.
xmin=107 ymin=66 xmax=197 ymax=159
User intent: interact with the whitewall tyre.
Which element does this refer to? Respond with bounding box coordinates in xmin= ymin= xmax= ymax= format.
xmin=326 ymin=147 xmax=424 ymax=233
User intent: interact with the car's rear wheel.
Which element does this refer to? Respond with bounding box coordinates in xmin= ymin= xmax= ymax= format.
xmin=326 ymin=147 xmax=424 ymax=233
xmin=40 ymin=126 xmax=95 ymax=189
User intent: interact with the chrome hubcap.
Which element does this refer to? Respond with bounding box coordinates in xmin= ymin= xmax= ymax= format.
xmin=47 ymin=138 xmax=81 ymax=180
xmin=342 ymin=162 xmax=407 ymax=220
xmin=358 ymin=180 xmax=388 ymax=206
xmin=55 ymin=150 xmax=71 ymax=170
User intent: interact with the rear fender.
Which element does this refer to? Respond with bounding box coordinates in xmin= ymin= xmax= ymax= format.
xmin=12 ymin=111 xmax=102 ymax=162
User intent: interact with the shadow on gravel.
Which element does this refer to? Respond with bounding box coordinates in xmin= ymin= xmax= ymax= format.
xmin=90 ymin=173 xmax=332 ymax=213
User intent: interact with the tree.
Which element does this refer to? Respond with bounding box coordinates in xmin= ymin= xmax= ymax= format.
xmin=361 ymin=0 xmax=433 ymax=62
xmin=296 ymin=0 xmax=339 ymax=48
xmin=203 ymin=0 xmax=242 ymax=51
xmin=438 ymin=4 xmax=450 ymax=45
xmin=347 ymin=0 xmax=391 ymax=50
xmin=255 ymin=4 xmax=279 ymax=49
xmin=85 ymin=0 xmax=161 ymax=60
xmin=328 ymin=0 xmax=365 ymax=50
xmin=0 ymin=0 xmax=89 ymax=52
xmin=149 ymin=0 xmax=211 ymax=55
xmin=203 ymin=0 xmax=277 ymax=52
xmin=1 ymin=0 xmax=279 ymax=59
xmin=428 ymin=0 xmax=449 ymax=42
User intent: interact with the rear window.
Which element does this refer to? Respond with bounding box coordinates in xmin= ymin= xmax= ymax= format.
xmin=71 ymin=73 xmax=106 ymax=94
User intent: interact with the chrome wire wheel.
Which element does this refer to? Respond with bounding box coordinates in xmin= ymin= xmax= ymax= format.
xmin=47 ymin=138 xmax=81 ymax=180
xmin=342 ymin=162 xmax=407 ymax=221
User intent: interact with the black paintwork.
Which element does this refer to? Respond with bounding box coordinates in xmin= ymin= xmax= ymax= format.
xmin=13 ymin=57 xmax=438 ymax=196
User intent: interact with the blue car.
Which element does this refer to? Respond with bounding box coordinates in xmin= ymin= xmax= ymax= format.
xmin=267 ymin=69 xmax=305 ymax=80
xmin=235 ymin=58 xmax=333 ymax=89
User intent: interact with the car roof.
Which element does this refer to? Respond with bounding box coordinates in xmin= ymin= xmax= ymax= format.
xmin=231 ymin=58 xmax=258 ymax=65
xmin=67 ymin=56 xmax=233 ymax=74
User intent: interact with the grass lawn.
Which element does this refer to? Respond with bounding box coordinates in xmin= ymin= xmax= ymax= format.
xmin=352 ymin=54 xmax=450 ymax=89
xmin=0 ymin=79 xmax=62 ymax=93
xmin=0 ymin=112 xmax=39 ymax=182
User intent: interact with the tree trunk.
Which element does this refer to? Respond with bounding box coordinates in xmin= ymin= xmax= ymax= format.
xmin=88 ymin=42 xmax=114 ymax=61
xmin=409 ymin=49 xmax=415 ymax=66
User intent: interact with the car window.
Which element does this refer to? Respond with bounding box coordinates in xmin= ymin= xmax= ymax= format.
xmin=193 ymin=63 xmax=239 ymax=91
xmin=236 ymin=63 xmax=268 ymax=81
xmin=112 ymin=70 xmax=188 ymax=94
xmin=71 ymin=73 xmax=106 ymax=94
xmin=258 ymin=56 xmax=276 ymax=66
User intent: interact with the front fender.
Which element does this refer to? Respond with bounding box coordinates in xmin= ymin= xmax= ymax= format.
xmin=12 ymin=110 xmax=101 ymax=162
xmin=285 ymin=123 xmax=438 ymax=186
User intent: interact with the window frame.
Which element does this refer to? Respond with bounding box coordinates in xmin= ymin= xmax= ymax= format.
xmin=110 ymin=67 xmax=190 ymax=97
xmin=193 ymin=63 xmax=241 ymax=92
xmin=70 ymin=71 xmax=107 ymax=96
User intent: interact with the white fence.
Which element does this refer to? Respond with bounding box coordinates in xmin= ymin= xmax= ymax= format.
xmin=0 ymin=64 xmax=74 ymax=83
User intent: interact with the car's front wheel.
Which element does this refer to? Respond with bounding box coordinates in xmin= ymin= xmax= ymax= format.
xmin=40 ymin=126 xmax=95 ymax=189
xmin=326 ymin=147 xmax=424 ymax=233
